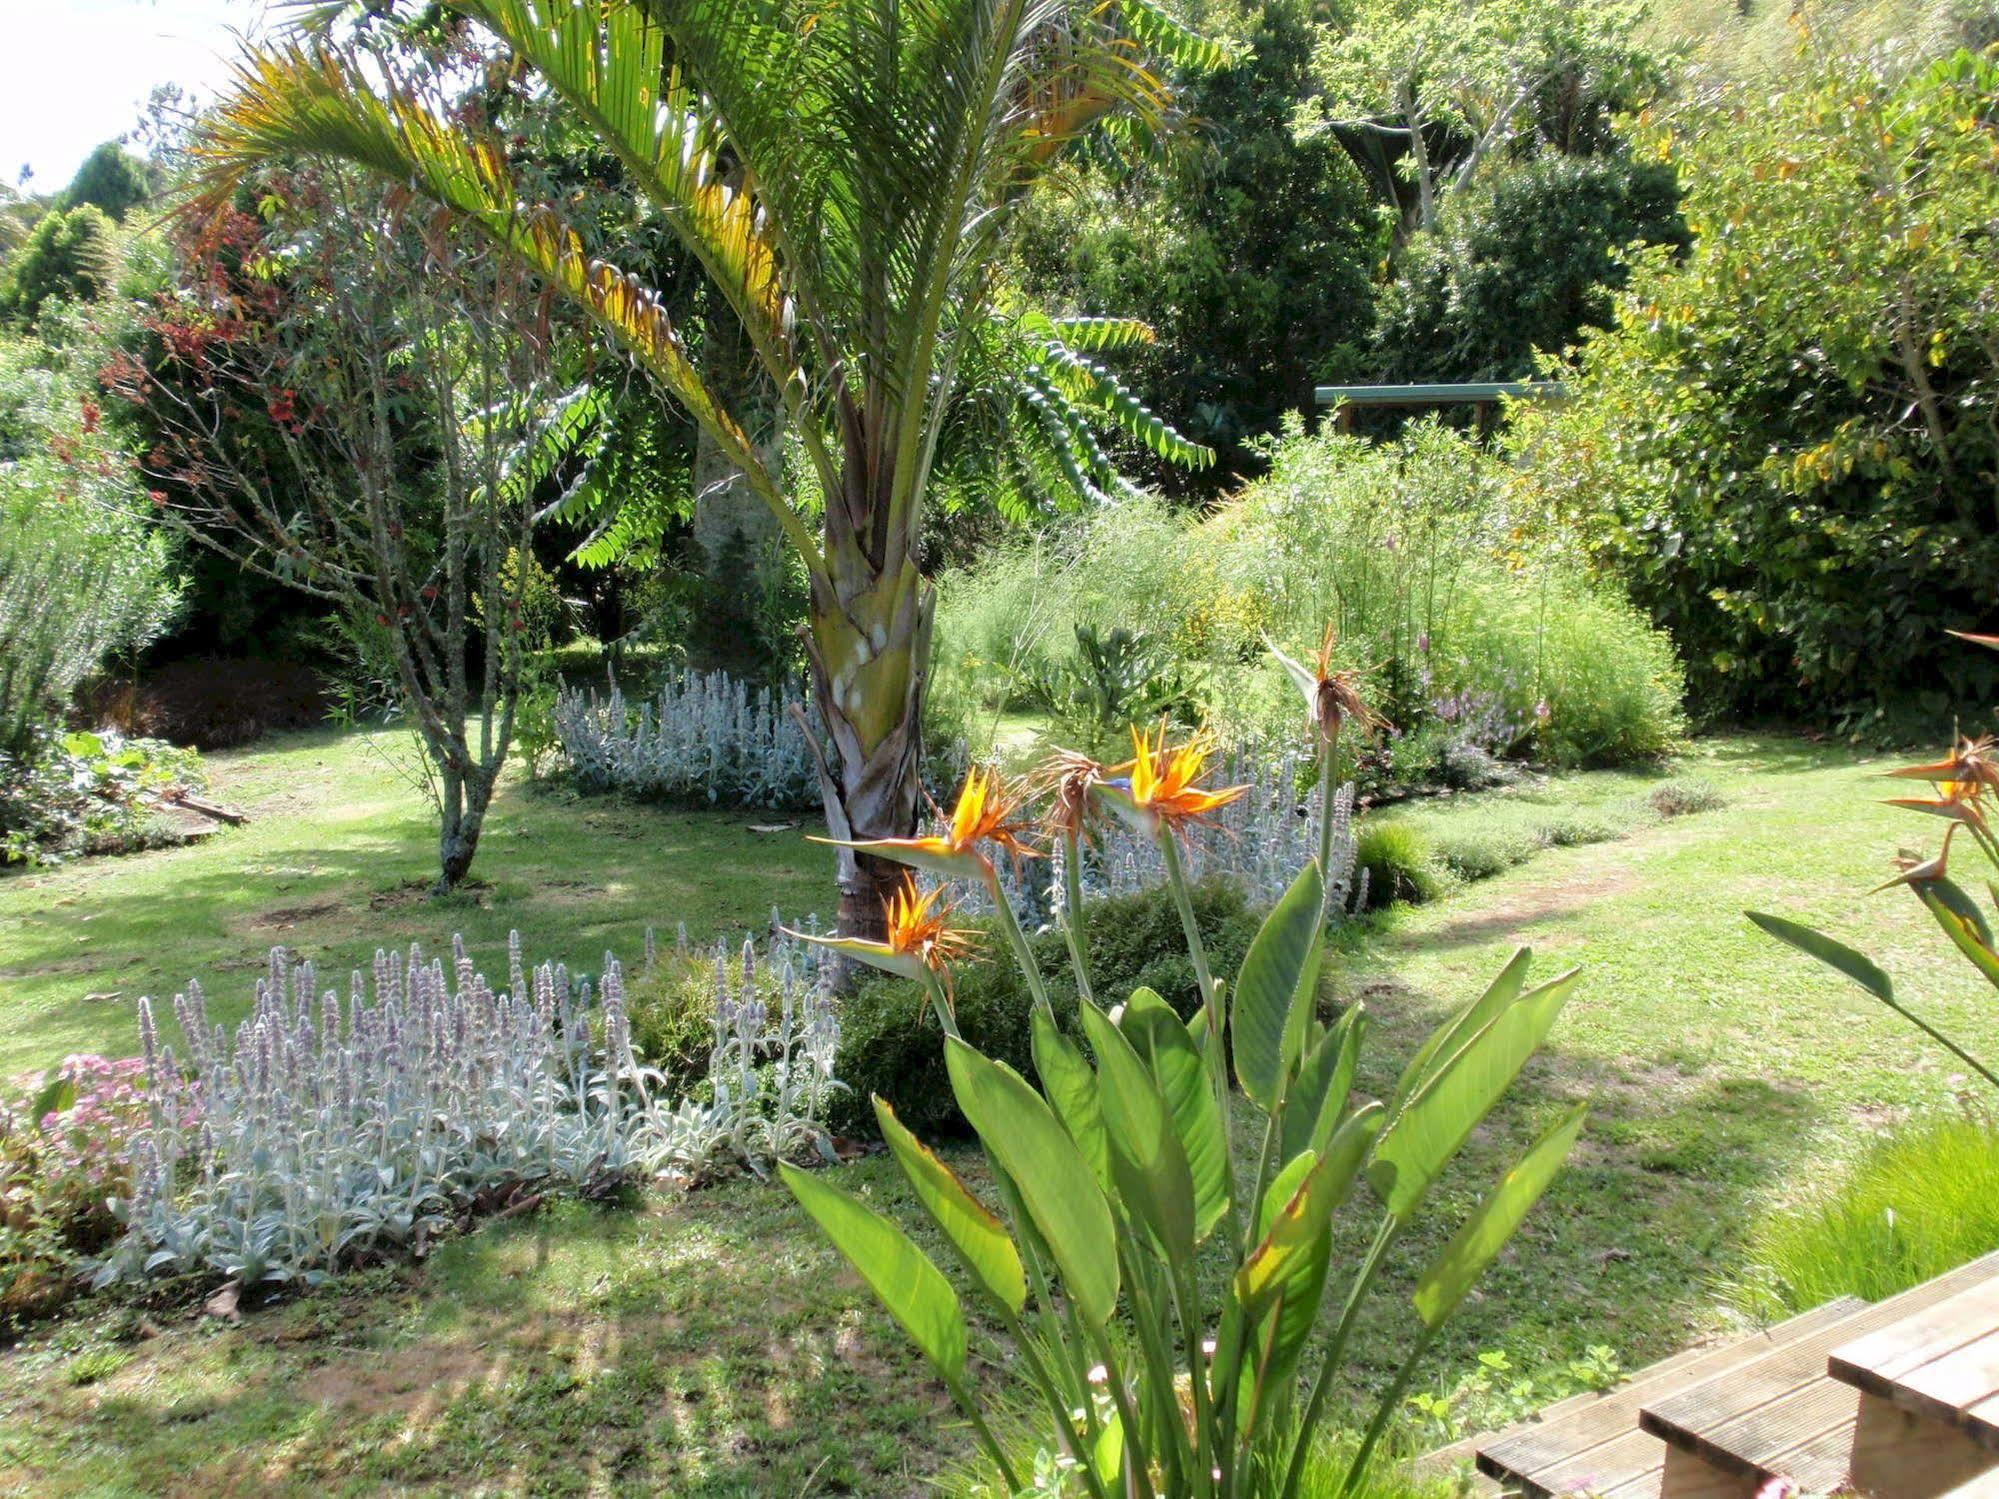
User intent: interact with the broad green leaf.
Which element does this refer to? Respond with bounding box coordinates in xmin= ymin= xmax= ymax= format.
xmin=1915 ymin=880 xmax=1999 ymax=992
xmin=1080 ymin=1003 xmax=1197 ymax=1260
xmin=874 ymin=1098 xmax=1025 ymax=1316
xmin=1746 ymin=911 xmax=1894 ymax=1001
xmin=944 ymin=1039 xmax=1120 ymax=1328
xmin=1369 ymin=968 xmax=1579 ymax=1221
xmin=1236 ymin=1104 xmax=1382 ymax=1319
xmin=30 ymin=1070 xmax=75 ymax=1127
xmin=1118 ymin=988 xmax=1230 ymax=1239
xmin=778 ymin=1162 xmax=967 ymax=1381
xmin=1257 ymin=1149 xmax=1318 ymax=1239
xmin=1282 ymin=1004 xmax=1366 ymax=1165
xmin=1414 ymin=1102 xmax=1588 ymax=1330
xmin=1233 ymin=860 xmax=1326 ymax=1110
xmin=1394 ymin=946 xmax=1534 ymax=1107
xmin=1031 ymin=1007 xmax=1109 ymax=1187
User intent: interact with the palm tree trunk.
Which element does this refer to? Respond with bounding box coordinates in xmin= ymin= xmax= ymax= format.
xmin=801 ymin=551 xmax=935 ymax=946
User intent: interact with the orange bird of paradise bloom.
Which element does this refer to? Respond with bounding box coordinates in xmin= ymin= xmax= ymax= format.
xmin=813 ymin=764 xmax=1038 ymax=883
xmin=782 ymin=878 xmax=980 ymax=988
xmin=1874 ymin=734 xmax=1999 ymax=885
xmin=1097 ymin=722 xmax=1248 ymax=836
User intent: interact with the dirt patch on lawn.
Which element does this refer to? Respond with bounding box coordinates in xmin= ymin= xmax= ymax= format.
xmin=250 ymin=901 xmax=343 ymax=929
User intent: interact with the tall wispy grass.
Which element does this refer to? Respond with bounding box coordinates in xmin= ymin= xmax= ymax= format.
xmin=1731 ymin=1113 xmax=1999 ymax=1319
xmin=935 ymin=419 xmax=1684 ymax=772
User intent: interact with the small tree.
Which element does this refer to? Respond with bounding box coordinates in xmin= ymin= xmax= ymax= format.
xmin=1307 ymin=0 xmax=1659 ymax=234
xmin=109 ymin=172 xmax=569 ymax=891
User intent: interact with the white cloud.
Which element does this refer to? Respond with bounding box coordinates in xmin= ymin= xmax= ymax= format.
xmin=0 ymin=0 xmax=270 ymax=191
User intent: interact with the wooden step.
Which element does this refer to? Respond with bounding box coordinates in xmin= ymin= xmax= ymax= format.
xmin=1830 ymin=1272 xmax=1999 ymax=1496
xmin=1638 ymin=1251 xmax=1999 ymax=1495
xmin=1473 ymin=1297 xmax=1868 ymax=1498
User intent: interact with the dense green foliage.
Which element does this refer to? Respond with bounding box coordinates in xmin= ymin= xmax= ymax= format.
xmin=829 ymin=879 xmax=1265 ymax=1139
xmin=0 ymin=207 xmax=121 ymax=327
xmin=1369 ymin=154 xmax=1686 ymax=382
xmin=0 ymin=324 xmax=178 ymax=763
xmin=937 ymin=419 xmax=1685 ymax=778
xmin=1517 ymin=46 xmax=1999 ymax=724
xmin=57 ymin=144 xmax=152 ymax=223
xmin=1735 ymin=1113 xmax=1999 ymax=1317
xmin=1015 ymin=0 xmax=1378 ymax=487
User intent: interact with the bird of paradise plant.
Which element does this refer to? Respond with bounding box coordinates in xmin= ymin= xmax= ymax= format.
xmin=781 ymin=664 xmax=1588 ymax=1497
xmin=1749 ymin=633 xmax=1999 ymax=1092
xmin=193 ymin=0 xmax=1216 ymax=944
xmin=1269 ymin=627 xmax=1389 ymax=917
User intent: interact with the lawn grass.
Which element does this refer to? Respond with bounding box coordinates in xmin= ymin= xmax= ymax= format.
xmin=5 ymin=728 xmax=1998 ymax=1493
xmin=0 ymin=725 xmax=835 ymax=1084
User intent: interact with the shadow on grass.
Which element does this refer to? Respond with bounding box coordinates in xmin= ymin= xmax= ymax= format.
xmin=10 ymin=1184 xmax=962 ymax=1499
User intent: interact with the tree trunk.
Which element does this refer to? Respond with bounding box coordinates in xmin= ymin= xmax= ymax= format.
xmin=801 ymin=561 xmax=934 ymax=949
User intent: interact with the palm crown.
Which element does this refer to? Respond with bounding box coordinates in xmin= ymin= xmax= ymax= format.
xmin=199 ymin=0 xmax=1216 ymax=934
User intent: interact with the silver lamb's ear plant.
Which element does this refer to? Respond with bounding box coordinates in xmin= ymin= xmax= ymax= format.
xmin=553 ymin=668 xmax=825 ymax=809
xmin=781 ymin=655 xmax=1587 ymax=1498
xmin=97 ymin=930 xmax=845 ymax=1291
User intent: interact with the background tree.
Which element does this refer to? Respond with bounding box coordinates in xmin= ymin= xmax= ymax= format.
xmin=59 ymin=143 xmax=154 ymax=223
xmin=1 ymin=206 xmax=121 ymax=326
xmin=1367 ymin=151 xmax=1686 ymax=382
xmin=1015 ymin=0 xmax=1379 ymax=488
xmin=1513 ymin=45 xmax=1999 ymax=726
xmin=110 ymin=172 xmax=569 ymax=891
xmin=195 ymin=0 xmax=1217 ymax=938
xmin=1306 ymin=0 xmax=1660 ymax=235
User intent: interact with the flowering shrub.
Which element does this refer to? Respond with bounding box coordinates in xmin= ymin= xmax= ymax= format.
xmin=1 ymin=1055 xmax=155 ymax=1335
xmin=95 ymin=933 xmax=841 ymax=1292
xmin=554 ymin=669 xmax=823 ymax=808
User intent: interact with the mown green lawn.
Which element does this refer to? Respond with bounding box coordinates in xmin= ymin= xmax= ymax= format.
xmin=0 ymin=726 xmax=835 ymax=1084
xmin=3 ymin=727 xmax=1995 ymax=1495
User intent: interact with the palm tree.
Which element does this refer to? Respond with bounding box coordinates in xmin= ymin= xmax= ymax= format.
xmin=197 ymin=0 xmax=1216 ymax=938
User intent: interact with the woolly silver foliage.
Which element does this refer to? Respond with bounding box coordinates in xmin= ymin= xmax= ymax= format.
xmin=554 ymin=669 xmax=823 ymax=808
xmin=97 ymin=932 xmax=841 ymax=1289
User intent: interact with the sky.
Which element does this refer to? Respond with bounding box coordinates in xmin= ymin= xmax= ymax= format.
xmin=1 ymin=0 xmax=270 ymax=192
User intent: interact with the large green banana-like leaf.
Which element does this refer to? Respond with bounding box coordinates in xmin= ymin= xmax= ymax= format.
xmin=1915 ymin=878 xmax=1999 ymax=991
xmin=1235 ymin=1103 xmax=1380 ymax=1319
xmin=1079 ymin=1002 xmax=1197 ymax=1260
xmin=1232 ymin=860 xmax=1325 ymax=1111
xmin=1392 ymin=946 xmax=1535 ymax=1108
xmin=1282 ymin=1004 xmax=1365 ymax=1165
xmin=778 ymin=1161 xmax=967 ymax=1381
xmin=1745 ymin=911 xmax=1895 ymax=1000
xmin=1118 ymin=988 xmax=1230 ymax=1239
xmin=945 ymin=1038 xmax=1120 ymax=1328
xmin=1368 ymin=966 xmax=1579 ymax=1221
xmin=1031 ymin=1007 xmax=1110 ymax=1188
xmin=874 ymin=1098 xmax=1026 ymax=1316
xmin=1413 ymin=1101 xmax=1588 ymax=1330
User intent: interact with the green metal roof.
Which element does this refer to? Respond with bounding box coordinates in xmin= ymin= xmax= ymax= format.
xmin=1313 ymin=380 xmax=1565 ymax=406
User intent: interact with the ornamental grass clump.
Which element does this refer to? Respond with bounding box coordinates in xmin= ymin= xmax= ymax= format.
xmin=554 ymin=668 xmax=823 ymax=808
xmin=780 ymin=634 xmax=1588 ymax=1497
xmin=96 ymin=931 xmax=841 ymax=1292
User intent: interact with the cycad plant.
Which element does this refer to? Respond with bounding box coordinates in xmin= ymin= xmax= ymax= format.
xmin=780 ymin=645 xmax=1587 ymax=1496
xmin=195 ymin=0 xmax=1214 ymax=937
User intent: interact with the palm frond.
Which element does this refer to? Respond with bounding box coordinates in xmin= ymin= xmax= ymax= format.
xmin=195 ymin=45 xmax=827 ymax=577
